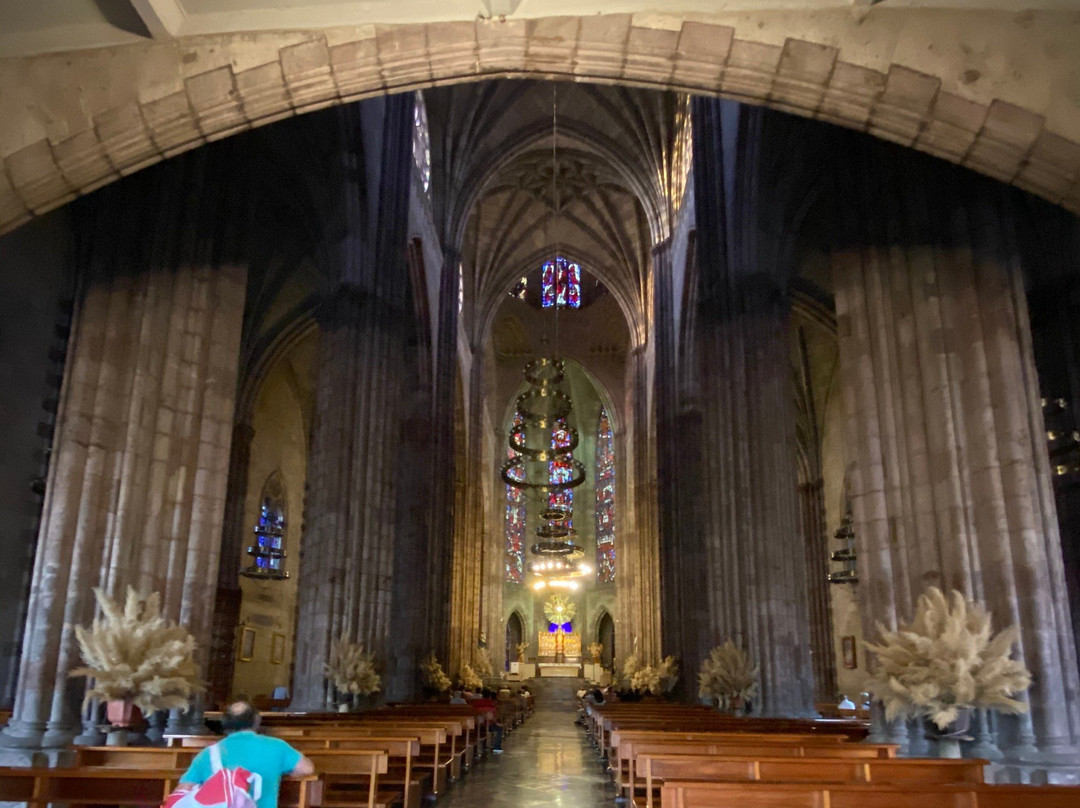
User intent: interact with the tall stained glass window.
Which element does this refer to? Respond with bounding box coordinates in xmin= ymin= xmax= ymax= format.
xmin=596 ymin=407 xmax=615 ymax=582
xmin=504 ymin=412 xmax=527 ymax=584
xmin=242 ymin=471 xmax=288 ymax=579
xmin=412 ymin=91 xmax=431 ymax=194
xmin=541 ymin=257 xmax=582 ymax=309
xmin=549 ymin=418 xmax=575 ymax=527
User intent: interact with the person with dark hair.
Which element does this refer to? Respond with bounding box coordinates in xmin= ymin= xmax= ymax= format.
xmin=175 ymin=701 xmax=314 ymax=808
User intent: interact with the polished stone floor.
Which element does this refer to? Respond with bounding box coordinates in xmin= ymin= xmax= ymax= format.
xmin=439 ymin=679 xmax=616 ymax=808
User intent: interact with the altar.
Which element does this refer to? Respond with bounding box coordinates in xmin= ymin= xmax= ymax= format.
xmin=538 ymin=629 xmax=581 ymax=659
xmin=538 ymin=662 xmax=582 ymax=677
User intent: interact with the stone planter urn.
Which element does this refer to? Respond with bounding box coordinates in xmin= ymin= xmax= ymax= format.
xmin=926 ymin=708 xmax=973 ymax=759
xmin=105 ymin=699 xmax=140 ymax=746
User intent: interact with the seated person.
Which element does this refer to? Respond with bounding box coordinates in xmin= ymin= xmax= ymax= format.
xmin=176 ymin=701 xmax=314 ymax=808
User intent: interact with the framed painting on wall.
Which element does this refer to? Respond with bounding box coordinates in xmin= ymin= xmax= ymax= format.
xmin=238 ymin=627 xmax=257 ymax=662
xmin=271 ymin=633 xmax=286 ymax=665
xmin=841 ymin=635 xmax=858 ymax=669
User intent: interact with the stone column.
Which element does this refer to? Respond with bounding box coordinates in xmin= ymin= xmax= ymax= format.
xmin=425 ymin=248 xmax=461 ymax=664
xmin=830 ymin=142 xmax=1080 ymax=761
xmin=447 ymin=357 xmax=489 ymax=677
xmin=206 ymin=419 xmax=255 ymax=707
xmin=687 ymin=98 xmax=816 ymax=716
xmin=0 ymin=149 xmax=248 ymax=751
xmin=290 ymin=289 xmax=407 ymax=710
xmin=799 ymin=479 xmax=838 ymax=704
xmin=290 ymin=94 xmax=415 ymax=711
xmin=619 ymin=343 xmax=663 ymax=668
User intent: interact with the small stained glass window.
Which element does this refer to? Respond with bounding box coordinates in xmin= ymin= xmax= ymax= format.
xmin=541 ymin=257 xmax=581 ymax=309
xmin=596 ymin=407 xmax=615 ymax=583
xmin=504 ymin=411 xmax=527 ymax=584
xmin=413 ymin=91 xmax=431 ymax=195
xmin=242 ymin=471 xmax=289 ymax=580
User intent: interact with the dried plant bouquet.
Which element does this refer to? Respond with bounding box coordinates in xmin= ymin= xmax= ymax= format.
xmin=472 ymin=649 xmax=494 ymax=679
xmin=69 ymin=587 xmax=203 ymax=714
xmin=420 ymin=652 xmax=451 ymax=692
xmin=458 ymin=663 xmax=483 ymax=691
xmin=865 ymin=587 xmax=1031 ymax=730
xmin=698 ymin=641 xmax=758 ymax=711
xmin=326 ymin=638 xmax=381 ymax=696
xmin=630 ymin=655 xmax=680 ymax=695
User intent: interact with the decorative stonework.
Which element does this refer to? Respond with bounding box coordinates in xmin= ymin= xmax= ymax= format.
xmin=2 ymin=13 xmax=1079 ymax=236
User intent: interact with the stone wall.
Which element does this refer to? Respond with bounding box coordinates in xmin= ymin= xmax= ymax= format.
xmin=0 ymin=210 xmax=73 ymax=707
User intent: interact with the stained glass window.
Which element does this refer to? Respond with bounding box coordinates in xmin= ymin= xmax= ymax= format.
xmin=596 ymin=407 xmax=615 ymax=583
xmin=412 ymin=91 xmax=431 ymax=194
xmin=541 ymin=257 xmax=582 ymax=309
xmin=504 ymin=412 xmax=527 ymax=584
xmin=549 ymin=418 xmax=574 ymax=527
xmin=242 ymin=471 xmax=288 ymax=579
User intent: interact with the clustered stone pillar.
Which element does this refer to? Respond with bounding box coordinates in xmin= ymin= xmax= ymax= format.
xmin=290 ymin=95 xmax=416 ymax=711
xmin=830 ymin=141 xmax=1080 ymax=761
xmin=0 ymin=150 xmax=248 ymax=752
xmin=618 ymin=343 xmax=663 ymax=668
xmin=206 ymin=419 xmax=255 ymax=708
xmin=798 ymin=478 xmax=838 ymax=705
xmin=447 ymin=361 xmax=493 ymax=677
xmin=290 ymin=289 xmax=407 ymax=709
xmin=686 ymin=98 xmax=816 ymax=716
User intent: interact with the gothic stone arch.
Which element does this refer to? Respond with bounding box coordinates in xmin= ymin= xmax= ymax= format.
xmin=2 ymin=13 xmax=1078 ymax=236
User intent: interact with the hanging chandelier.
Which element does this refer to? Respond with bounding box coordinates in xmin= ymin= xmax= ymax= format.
xmin=504 ymin=86 xmax=593 ymax=587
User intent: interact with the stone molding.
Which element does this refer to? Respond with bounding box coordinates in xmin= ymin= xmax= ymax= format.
xmin=2 ymin=12 xmax=1080 ymax=236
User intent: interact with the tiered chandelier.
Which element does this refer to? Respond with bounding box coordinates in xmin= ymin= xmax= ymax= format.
xmin=502 ymin=86 xmax=592 ymax=589
xmin=500 ymin=357 xmax=591 ymax=587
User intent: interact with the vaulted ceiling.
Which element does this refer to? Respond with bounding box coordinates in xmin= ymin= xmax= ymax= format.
xmin=428 ymin=80 xmax=690 ymax=350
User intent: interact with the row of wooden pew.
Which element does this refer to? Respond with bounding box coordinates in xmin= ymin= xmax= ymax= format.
xmin=583 ymin=701 xmax=1080 ymax=808
xmin=0 ymin=693 xmax=533 ymax=807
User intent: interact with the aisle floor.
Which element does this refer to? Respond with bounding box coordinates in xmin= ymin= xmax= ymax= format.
xmin=437 ymin=681 xmax=616 ymax=808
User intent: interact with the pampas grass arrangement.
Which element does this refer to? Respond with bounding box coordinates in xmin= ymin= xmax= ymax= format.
xmin=473 ymin=649 xmax=494 ymax=680
xmin=458 ymin=663 xmax=483 ymax=691
xmin=325 ymin=638 xmax=381 ymax=696
xmin=864 ymin=587 xmax=1031 ymax=731
xmin=630 ymin=656 xmax=680 ymax=696
xmin=698 ymin=641 xmax=758 ymax=712
xmin=69 ymin=587 xmax=203 ymax=714
xmin=420 ymin=652 xmax=451 ymax=693
xmin=621 ymin=652 xmax=642 ymax=687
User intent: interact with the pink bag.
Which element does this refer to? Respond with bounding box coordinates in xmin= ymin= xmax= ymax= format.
xmin=162 ymin=743 xmax=262 ymax=808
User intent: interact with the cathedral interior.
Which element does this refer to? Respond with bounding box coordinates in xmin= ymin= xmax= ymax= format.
xmin=1 ymin=0 xmax=1080 ymax=793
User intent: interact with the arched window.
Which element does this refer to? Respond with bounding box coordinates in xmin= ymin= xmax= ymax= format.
xmin=595 ymin=407 xmax=615 ymax=582
xmin=504 ymin=411 xmax=527 ymax=584
xmin=541 ymin=257 xmax=581 ymax=309
xmin=549 ymin=417 xmax=574 ymax=526
xmin=242 ymin=471 xmax=288 ymax=580
xmin=412 ymin=91 xmax=431 ymax=195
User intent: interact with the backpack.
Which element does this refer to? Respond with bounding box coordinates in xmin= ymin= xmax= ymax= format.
xmin=162 ymin=743 xmax=263 ymax=808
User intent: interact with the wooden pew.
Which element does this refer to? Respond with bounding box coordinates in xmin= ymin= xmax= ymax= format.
xmin=265 ymin=727 xmax=452 ymax=797
xmin=0 ymin=767 xmax=322 ymax=807
xmin=589 ymin=708 xmax=867 ymax=759
xmin=613 ymin=733 xmax=897 ymax=797
xmin=302 ymin=750 xmax=391 ymax=808
xmin=74 ymin=746 xmax=197 ymax=769
xmin=293 ymin=737 xmax=425 ymax=808
xmin=261 ymin=715 xmax=464 ymax=772
xmin=637 ymin=754 xmax=985 ymax=808
xmin=659 ymin=779 xmax=1080 ymax=808
xmin=73 ymin=745 xmax=388 ymax=808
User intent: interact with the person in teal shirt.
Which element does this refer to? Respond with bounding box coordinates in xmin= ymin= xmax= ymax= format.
xmin=177 ymin=701 xmax=314 ymax=808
